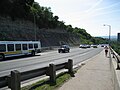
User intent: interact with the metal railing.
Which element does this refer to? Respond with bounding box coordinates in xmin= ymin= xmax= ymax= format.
xmin=0 ymin=59 xmax=74 ymax=90
xmin=110 ymin=47 xmax=120 ymax=70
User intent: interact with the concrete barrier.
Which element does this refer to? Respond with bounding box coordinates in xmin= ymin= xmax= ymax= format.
xmin=110 ymin=49 xmax=120 ymax=90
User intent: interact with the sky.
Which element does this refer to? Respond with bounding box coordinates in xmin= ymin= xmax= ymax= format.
xmin=35 ymin=0 xmax=120 ymax=37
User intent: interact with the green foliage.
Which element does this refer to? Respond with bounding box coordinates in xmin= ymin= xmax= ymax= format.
xmin=0 ymin=0 xmax=110 ymax=45
xmin=91 ymin=37 xmax=108 ymax=44
xmin=0 ymin=0 xmax=34 ymax=20
xmin=21 ymin=72 xmax=71 ymax=90
xmin=66 ymin=25 xmax=73 ymax=32
xmin=111 ymin=41 xmax=120 ymax=55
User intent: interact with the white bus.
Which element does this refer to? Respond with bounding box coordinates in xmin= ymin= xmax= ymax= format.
xmin=0 ymin=41 xmax=41 ymax=60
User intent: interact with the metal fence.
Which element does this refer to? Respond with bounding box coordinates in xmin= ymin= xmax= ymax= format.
xmin=110 ymin=47 xmax=120 ymax=70
xmin=0 ymin=59 xmax=74 ymax=90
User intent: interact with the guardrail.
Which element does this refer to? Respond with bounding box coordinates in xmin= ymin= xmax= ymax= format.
xmin=41 ymin=46 xmax=58 ymax=51
xmin=110 ymin=47 xmax=120 ymax=70
xmin=110 ymin=47 xmax=120 ymax=90
xmin=0 ymin=59 xmax=74 ymax=90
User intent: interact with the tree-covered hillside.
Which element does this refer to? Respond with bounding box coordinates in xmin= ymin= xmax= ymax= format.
xmin=0 ymin=0 xmax=108 ymax=45
xmin=0 ymin=0 xmax=64 ymax=29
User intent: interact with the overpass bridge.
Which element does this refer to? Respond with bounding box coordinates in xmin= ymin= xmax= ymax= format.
xmin=0 ymin=47 xmax=120 ymax=90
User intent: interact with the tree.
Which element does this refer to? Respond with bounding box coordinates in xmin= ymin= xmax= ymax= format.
xmin=0 ymin=0 xmax=12 ymax=15
xmin=66 ymin=25 xmax=73 ymax=32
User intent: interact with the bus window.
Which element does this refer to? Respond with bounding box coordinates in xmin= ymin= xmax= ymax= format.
xmin=34 ymin=43 xmax=38 ymax=48
xmin=15 ymin=44 xmax=21 ymax=51
xmin=7 ymin=44 xmax=14 ymax=51
xmin=29 ymin=44 xmax=33 ymax=49
xmin=0 ymin=44 xmax=6 ymax=52
xmin=22 ymin=44 xmax=27 ymax=50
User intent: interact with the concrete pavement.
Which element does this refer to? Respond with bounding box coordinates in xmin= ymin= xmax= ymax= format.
xmin=58 ymin=50 xmax=114 ymax=90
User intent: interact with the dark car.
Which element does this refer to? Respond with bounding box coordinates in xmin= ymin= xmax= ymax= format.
xmin=58 ymin=45 xmax=70 ymax=53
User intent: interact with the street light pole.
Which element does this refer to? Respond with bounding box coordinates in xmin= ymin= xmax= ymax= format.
xmin=103 ymin=24 xmax=111 ymax=46
xmin=33 ymin=13 xmax=36 ymax=41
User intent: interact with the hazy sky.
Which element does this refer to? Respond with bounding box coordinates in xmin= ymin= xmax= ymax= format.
xmin=35 ymin=0 xmax=120 ymax=36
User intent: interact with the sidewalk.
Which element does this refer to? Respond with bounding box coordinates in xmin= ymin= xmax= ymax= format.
xmin=58 ymin=50 xmax=114 ymax=90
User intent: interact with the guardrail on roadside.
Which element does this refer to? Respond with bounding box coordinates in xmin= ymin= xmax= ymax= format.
xmin=110 ymin=47 xmax=120 ymax=70
xmin=0 ymin=59 xmax=74 ymax=90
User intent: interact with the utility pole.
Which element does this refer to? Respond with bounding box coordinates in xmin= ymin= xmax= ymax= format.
xmin=33 ymin=13 xmax=36 ymax=41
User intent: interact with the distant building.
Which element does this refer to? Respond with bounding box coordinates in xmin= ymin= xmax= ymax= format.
xmin=117 ymin=33 xmax=120 ymax=42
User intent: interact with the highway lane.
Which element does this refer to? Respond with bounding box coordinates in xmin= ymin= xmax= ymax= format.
xmin=0 ymin=47 xmax=103 ymax=76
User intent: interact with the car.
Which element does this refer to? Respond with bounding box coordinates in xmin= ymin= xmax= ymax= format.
xmin=58 ymin=45 xmax=70 ymax=53
xmin=91 ymin=44 xmax=98 ymax=48
xmin=101 ymin=45 xmax=104 ymax=47
xmin=86 ymin=45 xmax=91 ymax=48
xmin=99 ymin=44 xmax=105 ymax=47
xmin=79 ymin=44 xmax=90 ymax=48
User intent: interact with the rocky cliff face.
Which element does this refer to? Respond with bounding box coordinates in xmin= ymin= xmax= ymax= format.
xmin=0 ymin=16 xmax=80 ymax=47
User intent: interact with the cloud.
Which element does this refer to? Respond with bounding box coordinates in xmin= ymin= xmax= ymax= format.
xmin=76 ymin=1 xmax=120 ymax=21
xmin=86 ymin=0 xmax=103 ymax=12
xmin=90 ymin=1 xmax=120 ymax=13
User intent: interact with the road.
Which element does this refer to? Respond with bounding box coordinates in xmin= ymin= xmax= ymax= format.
xmin=0 ymin=47 xmax=103 ymax=77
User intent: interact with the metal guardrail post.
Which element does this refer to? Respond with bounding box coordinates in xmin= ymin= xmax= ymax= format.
xmin=116 ymin=57 xmax=120 ymax=70
xmin=111 ymin=51 xmax=115 ymax=58
xmin=46 ymin=64 xmax=56 ymax=84
xmin=116 ymin=63 xmax=120 ymax=70
xmin=112 ymin=52 xmax=115 ymax=58
xmin=7 ymin=70 xmax=21 ymax=90
xmin=110 ymin=47 xmax=120 ymax=70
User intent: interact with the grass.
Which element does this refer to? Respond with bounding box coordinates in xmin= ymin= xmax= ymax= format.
xmin=21 ymin=72 xmax=73 ymax=90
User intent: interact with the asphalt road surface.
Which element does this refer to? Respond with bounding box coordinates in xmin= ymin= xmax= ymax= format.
xmin=0 ymin=47 xmax=103 ymax=77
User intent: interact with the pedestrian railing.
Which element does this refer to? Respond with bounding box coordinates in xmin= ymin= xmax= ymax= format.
xmin=110 ymin=47 xmax=120 ymax=70
xmin=0 ymin=59 xmax=74 ymax=90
